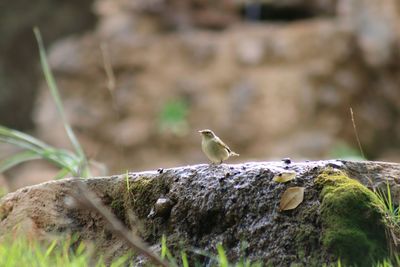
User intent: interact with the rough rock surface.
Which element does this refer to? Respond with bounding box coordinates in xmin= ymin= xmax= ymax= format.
xmin=1 ymin=160 xmax=399 ymax=266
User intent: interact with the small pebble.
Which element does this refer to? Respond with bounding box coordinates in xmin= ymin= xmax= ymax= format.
xmin=282 ymin=158 xmax=291 ymax=164
xmin=153 ymin=197 xmax=173 ymax=217
xmin=157 ymin=168 xmax=164 ymax=174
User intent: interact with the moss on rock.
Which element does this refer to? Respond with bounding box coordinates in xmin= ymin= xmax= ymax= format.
xmin=316 ymin=169 xmax=388 ymax=266
xmin=106 ymin=174 xmax=171 ymax=228
xmin=124 ymin=175 xmax=170 ymax=219
xmin=110 ymin=198 xmax=126 ymax=222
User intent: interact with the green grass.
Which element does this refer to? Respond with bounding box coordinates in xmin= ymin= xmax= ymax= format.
xmin=0 ymin=125 xmax=87 ymax=178
xmin=0 ymin=27 xmax=91 ymax=179
xmin=375 ymin=182 xmax=399 ymax=223
xmin=160 ymin=235 xmax=262 ymax=267
xmin=1 ymin=232 xmax=400 ymax=267
xmin=374 ymin=181 xmax=400 ymax=258
xmin=0 ymin=234 xmax=242 ymax=267
xmin=0 ymin=234 xmax=130 ymax=267
xmin=34 ymin=28 xmax=88 ymax=176
xmin=217 ymin=243 xmax=229 ymax=267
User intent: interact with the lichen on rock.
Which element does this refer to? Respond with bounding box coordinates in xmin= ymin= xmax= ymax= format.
xmin=316 ymin=168 xmax=388 ymax=266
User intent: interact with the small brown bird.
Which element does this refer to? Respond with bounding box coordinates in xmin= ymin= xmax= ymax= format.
xmin=199 ymin=129 xmax=239 ymax=164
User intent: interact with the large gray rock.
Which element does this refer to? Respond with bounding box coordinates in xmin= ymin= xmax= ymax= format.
xmin=1 ymin=160 xmax=398 ymax=266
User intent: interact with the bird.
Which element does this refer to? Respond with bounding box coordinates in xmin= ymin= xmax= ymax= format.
xmin=199 ymin=129 xmax=239 ymax=164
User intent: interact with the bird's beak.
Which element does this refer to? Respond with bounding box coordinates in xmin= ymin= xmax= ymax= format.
xmin=198 ymin=130 xmax=204 ymax=134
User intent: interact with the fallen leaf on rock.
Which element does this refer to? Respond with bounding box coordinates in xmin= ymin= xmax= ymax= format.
xmin=279 ymin=187 xmax=304 ymax=211
xmin=273 ymin=171 xmax=296 ymax=183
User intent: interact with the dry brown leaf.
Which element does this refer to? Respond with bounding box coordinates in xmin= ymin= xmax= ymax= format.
xmin=279 ymin=187 xmax=305 ymax=211
xmin=273 ymin=171 xmax=296 ymax=183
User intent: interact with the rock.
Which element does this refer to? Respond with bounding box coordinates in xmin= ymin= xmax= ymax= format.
xmin=339 ymin=0 xmax=400 ymax=68
xmin=1 ymin=160 xmax=398 ymax=266
xmin=236 ymin=38 xmax=265 ymax=65
xmin=148 ymin=196 xmax=174 ymax=218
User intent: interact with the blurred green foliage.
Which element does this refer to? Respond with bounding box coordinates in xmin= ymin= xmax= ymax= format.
xmin=0 ymin=28 xmax=93 ymax=179
xmin=0 ymin=229 xmax=398 ymax=266
xmin=0 ymin=234 xmax=131 ymax=267
xmin=329 ymin=142 xmax=366 ymax=160
xmin=159 ymin=99 xmax=189 ymax=136
xmin=0 ymin=125 xmax=88 ymax=178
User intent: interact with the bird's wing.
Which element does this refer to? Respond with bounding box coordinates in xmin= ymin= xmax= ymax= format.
xmin=214 ymin=136 xmax=232 ymax=153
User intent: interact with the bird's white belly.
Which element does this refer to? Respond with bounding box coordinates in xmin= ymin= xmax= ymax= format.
xmin=202 ymin=140 xmax=229 ymax=163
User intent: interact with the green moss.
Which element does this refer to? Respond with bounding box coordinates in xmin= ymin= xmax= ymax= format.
xmin=110 ymin=198 xmax=126 ymax=222
xmin=125 ymin=176 xmax=169 ymax=219
xmin=293 ymin=223 xmax=323 ymax=267
xmin=316 ymin=169 xmax=388 ymax=266
xmin=107 ymin=175 xmax=169 ymax=228
xmin=129 ymin=177 xmax=153 ymax=195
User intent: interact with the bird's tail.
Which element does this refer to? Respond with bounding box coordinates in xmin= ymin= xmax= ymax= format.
xmin=230 ymin=151 xmax=239 ymax=156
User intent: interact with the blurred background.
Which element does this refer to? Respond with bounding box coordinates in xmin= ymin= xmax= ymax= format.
xmin=1 ymin=0 xmax=400 ymax=191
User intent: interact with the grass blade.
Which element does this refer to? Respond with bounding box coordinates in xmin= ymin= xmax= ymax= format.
xmin=161 ymin=235 xmax=167 ymax=260
xmin=0 ymin=125 xmax=50 ymax=150
xmin=181 ymin=251 xmax=189 ymax=267
xmin=0 ymin=151 xmax=42 ymax=173
xmin=109 ymin=253 xmax=130 ymax=267
xmin=0 ymin=125 xmax=81 ymax=176
xmin=217 ymin=243 xmax=229 ymax=267
xmin=0 ymin=137 xmax=43 ymax=154
xmin=44 ymin=239 xmax=58 ymax=258
xmin=160 ymin=235 xmax=177 ymax=266
xmin=350 ymin=107 xmax=365 ymax=159
xmin=54 ymin=167 xmax=72 ymax=180
xmin=33 ymin=27 xmax=88 ymax=176
xmin=386 ymin=181 xmax=393 ymax=214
